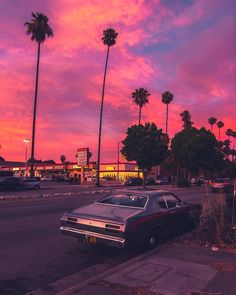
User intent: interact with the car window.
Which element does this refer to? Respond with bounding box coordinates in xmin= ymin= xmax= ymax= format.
xmin=97 ymin=194 xmax=147 ymax=208
xmin=163 ymin=194 xmax=179 ymax=208
xmin=157 ymin=196 xmax=168 ymax=209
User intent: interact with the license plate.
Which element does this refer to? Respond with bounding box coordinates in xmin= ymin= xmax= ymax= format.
xmin=85 ymin=236 xmax=96 ymax=243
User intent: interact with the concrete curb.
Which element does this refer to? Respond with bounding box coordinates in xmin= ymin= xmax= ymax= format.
xmin=0 ymin=188 xmax=115 ymax=201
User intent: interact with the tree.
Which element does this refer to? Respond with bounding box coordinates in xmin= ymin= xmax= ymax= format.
xmin=96 ymin=28 xmax=118 ymax=187
xmin=231 ymin=131 xmax=236 ymax=161
xmin=162 ymin=91 xmax=174 ymax=134
xmin=216 ymin=121 xmax=224 ymax=141
xmin=208 ymin=117 xmax=217 ymax=133
xmin=225 ymin=128 xmax=233 ymax=141
xmin=180 ymin=110 xmax=193 ymax=130
xmin=171 ymin=127 xmax=224 ymax=179
xmin=43 ymin=160 xmax=56 ymax=164
xmin=27 ymin=158 xmax=42 ymax=163
xmin=121 ymin=123 xmax=168 ymax=188
xmin=25 ymin=12 xmax=53 ymax=177
xmin=60 ymin=155 xmax=66 ymax=165
xmin=132 ymin=88 xmax=150 ymax=125
xmin=0 ymin=156 xmax=5 ymax=162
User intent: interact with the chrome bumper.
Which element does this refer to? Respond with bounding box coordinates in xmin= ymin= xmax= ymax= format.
xmin=60 ymin=226 xmax=126 ymax=246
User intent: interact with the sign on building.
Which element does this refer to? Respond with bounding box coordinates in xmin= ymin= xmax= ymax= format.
xmin=77 ymin=148 xmax=89 ymax=166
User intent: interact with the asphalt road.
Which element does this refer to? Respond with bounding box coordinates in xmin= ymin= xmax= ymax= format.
xmin=0 ymin=186 xmax=211 ymax=294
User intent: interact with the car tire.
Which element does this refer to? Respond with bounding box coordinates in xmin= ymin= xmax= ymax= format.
xmin=147 ymin=229 xmax=163 ymax=248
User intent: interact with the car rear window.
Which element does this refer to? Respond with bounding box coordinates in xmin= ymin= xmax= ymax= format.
xmin=97 ymin=194 xmax=147 ymax=208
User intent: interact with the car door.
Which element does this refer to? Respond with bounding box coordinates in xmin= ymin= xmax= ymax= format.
xmin=162 ymin=193 xmax=191 ymax=230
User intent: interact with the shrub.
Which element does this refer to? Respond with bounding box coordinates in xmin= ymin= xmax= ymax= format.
xmin=177 ymin=178 xmax=190 ymax=188
xmin=198 ymin=194 xmax=235 ymax=245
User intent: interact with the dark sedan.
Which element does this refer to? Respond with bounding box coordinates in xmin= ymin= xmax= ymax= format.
xmin=60 ymin=190 xmax=202 ymax=248
xmin=0 ymin=176 xmax=40 ymax=191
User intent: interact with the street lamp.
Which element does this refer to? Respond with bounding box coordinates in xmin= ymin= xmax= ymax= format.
xmin=23 ymin=139 xmax=30 ymax=177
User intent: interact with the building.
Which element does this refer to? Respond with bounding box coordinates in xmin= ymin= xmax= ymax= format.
xmin=0 ymin=161 xmax=142 ymax=182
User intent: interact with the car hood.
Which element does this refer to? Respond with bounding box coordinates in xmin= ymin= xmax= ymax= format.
xmin=69 ymin=203 xmax=143 ymax=224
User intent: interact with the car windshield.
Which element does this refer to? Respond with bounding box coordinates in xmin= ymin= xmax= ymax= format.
xmin=97 ymin=194 xmax=147 ymax=208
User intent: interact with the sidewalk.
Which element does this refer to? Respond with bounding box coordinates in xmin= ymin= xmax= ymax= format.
xmin=58 ymin=241 xmax=236 ymax=295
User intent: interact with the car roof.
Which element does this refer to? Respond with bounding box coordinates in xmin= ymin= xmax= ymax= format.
xmin=115 ymin=189 xmax=170 ymax=196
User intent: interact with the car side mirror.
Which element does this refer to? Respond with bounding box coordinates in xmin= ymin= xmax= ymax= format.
xmin=176 ymin=201 xmax=184 ymax=207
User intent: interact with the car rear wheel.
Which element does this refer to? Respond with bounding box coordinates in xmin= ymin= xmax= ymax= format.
xmin=147 ymin=229 xmax=163 ymax=248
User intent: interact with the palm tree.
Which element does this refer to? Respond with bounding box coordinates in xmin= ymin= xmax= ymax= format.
xmin=60 ymin=155 xmax=66 ymax=165
xmin=132 ymin=88 xmax=150 ymax=125
xmin=231 ymin=131 xmax=236 ymax=160
xmin=208 ymin=117 xmax=217 ymax=133
xmin=216 ymin=121 xmax=224 ymax=141
xmin=162 ymin=91 xmax=173 ymax=134
xmin=180 ymin=110 xmax=193 ymax=130
xmin=25 ymin=12 xmax=53 ymax=177
xmin=96 ymin=28 xmax=118 ymax=187
xmin=226 ymin=128 xmax=233 ymax=142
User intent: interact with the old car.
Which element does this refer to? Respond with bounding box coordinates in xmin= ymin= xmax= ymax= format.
xmin=60 ymin=190 xmax=202 ymax=248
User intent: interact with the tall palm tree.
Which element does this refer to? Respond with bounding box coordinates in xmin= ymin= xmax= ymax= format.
xmin=180 ymin=110 xmax=193 ymax=130
xmin=25 ymin=12 xmax=53 ymax=177
xmin=96 ymin=28 xmax=118 ymax=187
xmin=132 ymin=88 xmax=150 ymax=125
xmin=60 ymin=155 xmax=66 ymax=165
xmin=231 ymin=130 xmax=236 ymax=160
xmin=162 ymin=91 xmax=173 ymax=134
xmin=208 ymin=117 xmax=217 ymax=133
xmin=216 ymin=121 xmax=224 ymax=141
xmin=226 ymin=128 xmax=233 ymax=141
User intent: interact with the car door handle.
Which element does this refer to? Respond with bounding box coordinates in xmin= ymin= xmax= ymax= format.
xmin=170 ymin=210 xmax=177 ymax=214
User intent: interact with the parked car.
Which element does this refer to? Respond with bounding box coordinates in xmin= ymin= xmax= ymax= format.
xmin=155 ymin=177 xmax=169 ymax=185
xmin=210 ymin=178 xmax=232 ymax=192
xmin=146 ymin=178 xmax=156 ymax=185
xmin=60 ymin=190 xmax=202 ymax=248
xmin=124 ymin=177 xmax=143 ymax=186
xmin=0 ymin=176 xmax=40 ymax=191
xmin=86 ymin=176 xmax=97 ymax=182
xmin=40 ymin=176 xmax=52 ymax=181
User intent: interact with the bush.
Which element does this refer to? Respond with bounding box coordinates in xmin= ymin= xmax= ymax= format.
xmin=198 ymin=195 xmax=235 ymax=245
xmin=177 ymin=178 xmax=190 ymax=188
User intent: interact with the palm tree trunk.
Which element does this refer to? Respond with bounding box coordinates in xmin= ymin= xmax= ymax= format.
xmin=166 ymin=104 xmax=169 ymax=134
xmin=210 ymin=124 xmax=213 ymax=133
xmin=30 ymin=42 xmax=41 ymax=178
xmin=96 ymin=45 xmax=110 ymax=186
xmin=218 ymin=128 xmax=220 ymax=141
xmin=138 ymin=106 xmax=141 ymax=125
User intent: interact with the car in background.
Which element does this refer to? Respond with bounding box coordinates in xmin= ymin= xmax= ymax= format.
xmin=146 ymin=178 xmax=156 ymax=185
xmin=155 ymin=177 xmax=170 ymax=185
xmin=40 ymin=176 xmax=52 ymax=181
xmin=60 ymin=190 xmax=202 ymax=248
xmin=124 ymin=177 xmax=143 ymax=186
xmin=210 ymin=178 xmax=232 ymax=193
xmin=0 ymin=176 xmax=40 ymax=191
xmin=86 ymin=176 xmax=97 ymax=182
xmin=23 ymin=178 xmax=40 ymax=190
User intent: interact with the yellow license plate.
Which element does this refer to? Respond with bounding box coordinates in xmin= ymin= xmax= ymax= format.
xmin=85 ymin=236 xmax=96 ymax=243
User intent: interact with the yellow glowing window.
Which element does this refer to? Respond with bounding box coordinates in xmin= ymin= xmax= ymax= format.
xmin=106 ymin=166 xmax=115 ymax=171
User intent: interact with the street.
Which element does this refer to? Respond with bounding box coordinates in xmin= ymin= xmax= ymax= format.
xmin=0 ymin=185 xmax=211 ymax=294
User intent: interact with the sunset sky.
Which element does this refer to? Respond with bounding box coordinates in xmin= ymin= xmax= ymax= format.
xmin=0 ymin=0 xmax=235 ymax=163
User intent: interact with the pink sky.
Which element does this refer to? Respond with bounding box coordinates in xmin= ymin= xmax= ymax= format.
xmin=0 ymin=0 xmax=235 ymax=163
